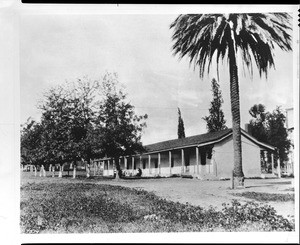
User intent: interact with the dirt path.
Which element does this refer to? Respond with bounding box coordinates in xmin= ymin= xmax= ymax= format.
xmin=96 ymin=177 xmax=295 ymax=218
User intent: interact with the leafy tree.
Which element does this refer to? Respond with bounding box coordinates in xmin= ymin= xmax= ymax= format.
xmin=177 ymin=107 xmax=186 ymax=139
xmin=21 ymin=72 xmax=147 ymax=178
xmin=203 ymin=78 xmax=227 ymax=132
xmin=266 ymin=107 xmax=291 ymax=168
xmin=249 ymin=104 xmax=269 ymax=143
xmin=38 ymin=82 xmax=97 ymax=170
xmin=21 ymin=119 xmax=44 ymax=167
xmin=21 ymin=73 xmax=147 ymax=177
xmin=249 ymin=104 xmax=292 ymax=168
xmin=95 ymin=73 xmax=148 ymax=171
xmin=170 ymin=13 xmax=292 ymax=188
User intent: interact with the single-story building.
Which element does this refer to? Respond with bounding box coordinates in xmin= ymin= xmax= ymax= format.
xmin=92 ymin=128 xmax=277 ymax=179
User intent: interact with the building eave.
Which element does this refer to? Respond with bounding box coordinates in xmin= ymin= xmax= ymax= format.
xmin=241 ymin=130 xmax=276 ymax=151
xmin=144 ymin=131 xmax=232 ymax=154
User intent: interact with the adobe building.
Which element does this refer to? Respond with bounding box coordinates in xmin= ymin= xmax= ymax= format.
xmin=92 ymin=128 xmax=277 ymax=180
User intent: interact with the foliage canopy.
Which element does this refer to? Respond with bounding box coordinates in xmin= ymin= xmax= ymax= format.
xmin=203 ymin=78 xmax=227 ymax=132
xmin=21 ymin=72 xmax=147 ymax=168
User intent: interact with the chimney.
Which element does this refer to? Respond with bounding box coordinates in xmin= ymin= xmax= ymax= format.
xmin=245 ymin=123 xmax=253 ymax=135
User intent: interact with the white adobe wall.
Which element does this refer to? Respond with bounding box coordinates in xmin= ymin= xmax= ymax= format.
xmin=214 ymin=135 xmax=261 ymax=179
xmin=102 ymin=134 xmax=262 ymax=179
xmin=241 ymin=136 xmax=262 ymax=177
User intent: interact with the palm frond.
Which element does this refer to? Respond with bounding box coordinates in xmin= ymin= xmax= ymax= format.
xmin=170 ymin=12 xmax=292 ymax=79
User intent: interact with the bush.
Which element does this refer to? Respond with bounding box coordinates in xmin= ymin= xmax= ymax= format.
xmin=220 ymin=200 xmax=294 ymax=231
xmin=148 ymin=198 xmax=294 ymax=231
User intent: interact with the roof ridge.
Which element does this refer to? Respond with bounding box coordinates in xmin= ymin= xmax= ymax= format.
xmin=144 ymin=128 xmax=232 ymax=148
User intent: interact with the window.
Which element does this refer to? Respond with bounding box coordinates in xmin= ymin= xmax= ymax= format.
xmin=154 ymin=159 xmax=158 ymax=168
xmin=171 ymin=157 xmax=174 ymax=167
xmin=142 ymin=159 xmax=146 ymax=169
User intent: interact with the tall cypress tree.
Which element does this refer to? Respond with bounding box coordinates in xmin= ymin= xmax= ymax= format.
xmin=203 ymin=78 xmax=227 ymax=132
xmin=177 ymin=107 xmax=186 ymax=139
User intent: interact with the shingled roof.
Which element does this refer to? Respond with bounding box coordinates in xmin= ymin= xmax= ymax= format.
xmin=144 ymin=128 xmax=232 ymax=153
xmin=143 ymin=128 xmax=276 ymax=153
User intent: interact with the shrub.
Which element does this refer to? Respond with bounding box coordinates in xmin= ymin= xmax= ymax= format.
xmin=149 ymin=198 xmax=294 ymax=231
xmin=220 ymin=200 xmax=294 ymax=231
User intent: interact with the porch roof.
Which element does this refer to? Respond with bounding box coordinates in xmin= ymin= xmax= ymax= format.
xmin=144 ymin=128 xmax=276 ymax=154
xmin=144 ymin=128 xmax=232 ymax=153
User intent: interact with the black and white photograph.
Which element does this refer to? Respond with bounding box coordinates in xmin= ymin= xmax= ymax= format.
xmin=0 ymin=2 xmax=299 ymax=244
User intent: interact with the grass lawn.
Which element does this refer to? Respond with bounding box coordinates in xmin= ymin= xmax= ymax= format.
xmin=232 ymin=192 xmax=295 ymax=202
xmin=20 ymin=174 xmax=295 ymax=233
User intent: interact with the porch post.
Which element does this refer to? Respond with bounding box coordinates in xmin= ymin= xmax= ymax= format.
xmin=124 ymin=157 xmax=127 ymax=170
xmin=271 ymin=153 xmax=274 ymax=175
xmin=139 ymin=155 xmax=142 ymax=170
xmin=148 ymin=154 xmax=151 ymax=175
xmin=181 ymin=149 xmax=184 ymax=174
xmin=264 ymin=151 xmax=268 ymax=173
xmin=169 ymin=151 xmax=172 ymax=175
xmin=277 ymin=152 xmax=281 ymax=178
xmin=212 ymin=150 xmax=217 ymax=176
xmin=158 ymin=153 xmax=161 ymax=175
xmin=132 ymin=156 xmax=135 ymax=173
xmin=103 ymin=160 xmax=105 ymax=175
xmin=196 ymin=147 xmax=199 ymax=174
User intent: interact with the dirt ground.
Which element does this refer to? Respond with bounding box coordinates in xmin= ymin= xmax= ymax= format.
xmin=95 ymin=177 xmax=295 ymax=218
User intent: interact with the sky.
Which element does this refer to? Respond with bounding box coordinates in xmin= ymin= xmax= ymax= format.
xmin=20 ymin=13 xmax=295 ymax=145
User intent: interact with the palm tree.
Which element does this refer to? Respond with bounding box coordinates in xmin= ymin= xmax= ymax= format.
xmin=170 ymin=13 xmax=292 ymax=188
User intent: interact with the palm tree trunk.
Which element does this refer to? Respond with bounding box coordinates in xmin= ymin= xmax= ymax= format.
xmin=228 ymin=28 xmax=244 ymax=188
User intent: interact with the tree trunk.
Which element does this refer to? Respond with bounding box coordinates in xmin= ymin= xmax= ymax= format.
xmin=52 ymin=165 xmax=55 ymax=177
xmin=86 ymin=158 xmax=90 ymax=178
xmin=73 ymin=161 xmax=77 ymax=179
xmin=34 ymin=166 xmax=37 ymax=177
xmin=39 ymin=166 xmax=42 ymax=177
xmin=228 ymin=25 xmax=244 ymax=188
xmin=113 ymin=158 xmax=119 ymax=180
xmin=42 ymin=165 xmax=46 ymax=177
xmin=58 ymin=165 xmax=62 ymax=178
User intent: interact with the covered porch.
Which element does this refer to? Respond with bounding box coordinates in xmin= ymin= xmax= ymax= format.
xmin=91 ymin=144 xmax=216 ymax=178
